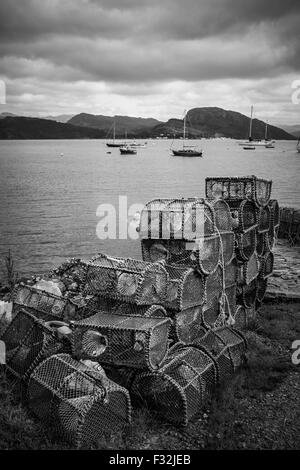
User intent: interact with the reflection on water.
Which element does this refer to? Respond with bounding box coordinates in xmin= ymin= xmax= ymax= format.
xmin=0 ymin=139 xmax=299 ymax=274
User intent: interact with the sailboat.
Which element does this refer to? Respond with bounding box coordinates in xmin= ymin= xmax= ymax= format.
xmin=171 ymin=111 xmax=203 ymax=157
xmin=106 ymin=119 xmax=126 ymax=147
xmin=239 ymin=106 xmax=275 ymax=148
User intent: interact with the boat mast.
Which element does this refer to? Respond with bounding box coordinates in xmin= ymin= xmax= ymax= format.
xmin=183 ymin=110 xmax=186 ymax=147
xmin=249 ymin=105 xmax=253 ymax=141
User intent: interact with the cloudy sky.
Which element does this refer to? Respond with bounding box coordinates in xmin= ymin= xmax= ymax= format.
xmin=0 ymin=0 xmax=299 ymax=125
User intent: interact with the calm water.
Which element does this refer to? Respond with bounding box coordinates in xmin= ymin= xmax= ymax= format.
xmin=0 ymin=138 xmax=299 ymax=275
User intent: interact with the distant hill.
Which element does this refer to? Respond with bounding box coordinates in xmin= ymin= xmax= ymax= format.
xmin=44 ymin=114 xmax=74 ymax=123
xmin=68 ymin=113 xmax=162 ymax=137
xmin=0 ymin=112 xmax=17 ymax=119
xmin=0 ymin=108 xmax=294 ymax=140
xmin=0 ymin=116 xmax=106 ymax=139
xmin=281 ymin=124 xmax=300 ymax=138
xmin=152 ymin=107 xmax=294 ymax=140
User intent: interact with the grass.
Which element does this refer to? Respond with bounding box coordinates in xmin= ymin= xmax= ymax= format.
xmin=0 ymin=300 xmax=299 ymax=450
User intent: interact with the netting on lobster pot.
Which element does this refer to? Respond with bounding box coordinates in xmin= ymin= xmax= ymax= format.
xmin=191 ymin=234 xmax=221 ymax=275
xmin=256 ymin=232 xmax=268 ymax=257
xmin=0 ymin=309 xmax=67 ymax=382
xmin=237 ymin=279 xmax=258 ymax=308
xmin=164 ymin=265 xmax=205 ymax=311
xmin=130 ymin=344 xmax=217 ymax=427
xmin=139 ymin=198 xmax=216 ymax=240
xmin=196 ymin=327 xmax=247 ymax=383
xmin=235 ymin=227 xmax=257 ymax=262
xmin=233 ymin=305 xmax=247 ymax=330
xmin=207 ymin=199 xmax=233 ymax=232
xmin=220 ymin=231 xmax=235 ymax=266
xmin=227 ymin=199 xmax=258 ymax=232
xmin=256 ymin=277 xmax=268 ymax=303
xmin=84 ymin=254 xmax=168 ymax=306
xmin=141 ymin=239 xmax=186 ymax=264
xmin=259 ymin=251 xmax=274 ymax=279
xmin=28 ymin=354 xmax=131 ymax=447
xmin=266 ymin=230 xmax=275 ymax=251
xmin=257 ymin=205 xmax=271 ymax=233
xmin=237 ymin=252 xmax=260 ymax=286
xmin=12 ymin=284 xmax=71 ymax=321
xmin=71 ymin=312 xmax=171 ymax=370
xmin=268 ymin=199 xmax=280 ymax=230
xmin=91 ymin=296 xmax=167 ymax=318
xmin=171 ymin=306 xmax=207 ymax=344
xmin=205 ymin=176 xmax=272 ymax=207
xmin=204 ymin=265 xmax=223 ymax=311
xmin=225 ymin=261 xmax=238 ymax=288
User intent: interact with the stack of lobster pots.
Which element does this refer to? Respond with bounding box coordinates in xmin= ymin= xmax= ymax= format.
xmin=205 ymin=175 xmax=278 ymax=329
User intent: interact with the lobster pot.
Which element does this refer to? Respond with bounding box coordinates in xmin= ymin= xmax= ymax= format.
xmin=259 ymin=251 xmax=274 ymax=279
xmin=256 ymin=277 xmax=268 ymax=303
xmin=139 ymin=198 xmax=216 ymax=240
xmin=208 ymin=199 xmax=233 ymax=232
xmin=85 ymin=254 xmax=168 ymax=306
xmin=91 ymin=297 xmax=167 ymax=318
xmin=237 ymin=279 xmax=258 ymax=308
xmin=225 ymin=261 xmax=238 ymax=288
xmin=131 ymin=345 xmax=217 ymax=427
xmin=104 ymin=366 xmax=137 ymax=391
xmin=71 ymin=313 xmax=171 ymax=370
xmin=164 ymin=265 xmax=205 ymax=311
xmin=257 ymin=205 xmax=271 ymax=234
xmin=12 ymin=284 xmax=71 ymax=321
xmin=141 ymin=239 xmax=187 ymax=264
xmin=233 ymin=305 xmax=247 ymax=330
xmin=141 ymin=236 xmax=221 ymax=275
xmin=28 ymin=354 xmax=131 ymax=447
xmin=202 ymin=300 xmax=220 ymax=330
xmin=196 ymin=327 xmax=247 ymax=383
xmin=233 ymin=306 xmax=256 ymax=330
xmin=220 ymin=231 xmax=235 ymax=266
xmin=268 ymin=199 xmax=280 ymax=231
xmin=228 ymin=200 xmax=258 ymax=232
xmin=256 ymin=232 xmax=269 ymax=257
xmin=172 ymin=306 xmax=207 ymax=344
xmin=204 ymin=265 xmax=223 ymax=311
xmin=235 ymin=227 xmax=257 ymax=262
xmin=237 ymin=252 xmax=260 ymax=286
xmin=205 ymin=176 xmax=272 ymax=207
xmin=0 ymin=309 xmax=66 ymax=381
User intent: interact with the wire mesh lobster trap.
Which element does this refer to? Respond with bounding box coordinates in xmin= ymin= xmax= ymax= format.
xmin=237 ymin=251 xmax=260 ymax=286
xmin=141 ymin=235 xmax=221 ymax=275
xmin=258 ymin=251 xmax=274 ymax=279
xmin=89 ymin=296 xmax=167 ymax=318
xmin=0 ymin=309 xmax=68 ymax=382
xmin=84 ymin=254 xmax=168 ymax=306
xmin=28 ymin=354 xmax=131 ymax=447
xmin=257 ymin=205 xmax=271 ymax=233
xmin=171 ymin=306 xmax=207 ymax=344
xmin=130 ymin=344 xmax=218 ymax=427
xmin=268 ymin=199 xmax=280 ymax=230
xmin=237 ymin=279 xmax=258 ymax=308
xmin=71 ymin=312 xmax=171 ymax=370
xmin=139 ymin=198 xmax=216 ymax=240
xmin=164 ymin=265 xmax=206 ymax=311
xmin=205 ymin=176 xmax=272 ymax=207
xmin=235 ymin=226 xmax=257 ymax=262
xmin=256 ymin=277 xmax=268 ymax=303
xmin=227 ymin=199 xmax=258 ymax=232
xmin=233 ymin=305 xmax=256 ymax=330
xmin=256 ymin=232 xmax=269 ymax=257
xmin=195 ymin=327 xmax=247 ymax=383
xmin=12 ymin=284 xmax=71 ymax=321
xmin=207 ymin=199 xmax=233 ymax=232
